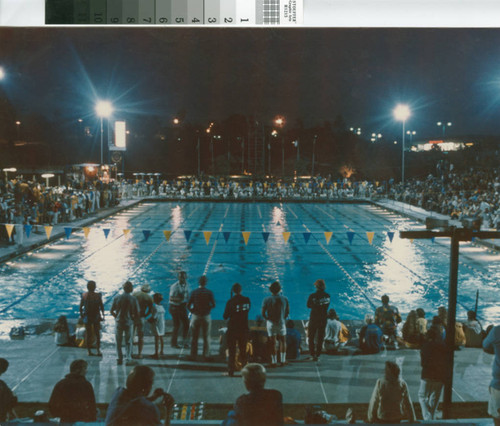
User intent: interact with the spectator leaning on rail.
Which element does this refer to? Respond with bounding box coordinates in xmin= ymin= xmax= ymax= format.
xmin=48 ymin=359 xmax=97 ymax=423
xmin=483 ymin=325 xmax=500 ymax=426
xmin=306 ymin=279 xmax=330 ymax=362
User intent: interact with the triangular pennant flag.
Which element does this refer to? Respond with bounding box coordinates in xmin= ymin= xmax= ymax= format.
xmin=223 ymin=232 xmax=231 ymax=243
xmin=347 ymin=231 xmax=355 ymax=245
xmin=303 ymin=232 xmax=311 ymax=244
xmin=24 ymin=224 xmax=32 ymax=239
xmin=242 ymin=231 xmax=251 ymax=245
xmin=283 ymin=232 xmax=291 ymax=243
xmin=163 ymin=230 xmax=171 ymax=241
xmin=143 ymin=230 xmax=151 ymax=241
xmin=184 ymin=230 xmax=192 ymax=242
xmin=387 ymin=231 xmax=395 ymax=243
xmin=431 ymin=237 xmax=435 ymax=243
xmin=366 ymin=232 xmax=375 ymax=245
xmin=262 ymin=232 xmax=270 ymax=243
xmin=123 ymin=229 xmax=131 ymax=237
xmin=64 ymin=227 xmax=72 ymax=240
xmin=203 ymin=231 xmax=212 ymax=245
xmin=45 ymin=226 xmax=53 ymax=239
xmin=324 ymin=231 xmax=333 ymax=244
xmin=5 ymin=224 xmax=14 ymax=239
xmin=276 ymin=221 xmax=281 ymax=226
xmin=83 ymin=227 xmax=91 ymax=239
xmin=103 ymin=228 xmax=110 ymax=239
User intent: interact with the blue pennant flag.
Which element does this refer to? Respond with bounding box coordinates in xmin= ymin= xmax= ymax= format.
xmin=24 ymin=224 xmax=32 ymax=238
xmin=347 ymin=231 xmax=355 ymax=245
xmin=64 ymin=227 xmax=72 ymax=240
xmin=223 ymin=232 xmax=231 ymax=243
xmin=184 ymin=230 xmax=192 ymax=242
xmin=262 ymin=232 xmax=270 ymax=243
xmin=103 ymin=228 xmax=110 ymax=239
xmin=143 ymin=230 xmax=151 ymax=241
xmin=303 ymin=232 xmax=311 ymax=244
xmin=387 ymin=231 xmax=395 ymax=243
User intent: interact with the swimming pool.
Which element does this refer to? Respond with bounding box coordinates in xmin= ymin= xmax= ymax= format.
xmin=1 ymin=201 xmax=499 ymax=324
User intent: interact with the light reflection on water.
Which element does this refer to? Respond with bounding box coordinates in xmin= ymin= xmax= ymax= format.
xmin=1 ymin=202 xmax=499 ymax=333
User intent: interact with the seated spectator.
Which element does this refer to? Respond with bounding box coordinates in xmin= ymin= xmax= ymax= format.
xmin=53 ymin=315 xmax=74 ymax=346
xmin=49 ymin=359 xmax=97 ymax=423
xmin=402 ymin=310 xmax=420 ymax=348
xmin=416 ymin=308 xmax=427 ymax=344
xmin=323 ymin=309 xmax=342 ymax=354
xmin=0 ymin=358 xmax=17 ymax=422
xmin=249 ymin=316 xmax=269 ymax=364
xmin=224 ymin=363 xmax=283 ymax=426
xmin=358 ymin=314 xmax=383 ymax=354
xmin=367 ymin=361 xmax=416 ymax=423
xmin=106 ymin=365 xmax=174 ymax=426
xmin=464 ymin=310 xmax=485 ymax=347
xmin=285 ymin=320 xmax=301 ymax=360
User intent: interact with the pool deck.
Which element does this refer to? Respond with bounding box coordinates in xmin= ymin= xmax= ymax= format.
xmin=0 ymin=197 xmax=498 ymax=421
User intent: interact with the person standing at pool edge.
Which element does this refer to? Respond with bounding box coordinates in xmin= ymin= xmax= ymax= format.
xmin=306 ymin=279 xmax=330 ymax=362
xmin=132 ymin=283 xmax=154 ymax=359
xmin=169 ymin=271 xmax=190 ymax=349
xmin=80 ymin=280 xmax=105 ymax=356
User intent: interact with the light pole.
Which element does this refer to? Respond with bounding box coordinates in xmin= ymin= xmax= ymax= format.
xmin=41 ymin=173 xmax=54 ymax=188
xmin=196 ymin=133 xmax=201 ymax=176
xmin=95 ymin=100 xmax=113 ymax=165
xmin=406 ymin=130 xmax=416 ymax=144
xmin=393 ymin=104 xmax=411 ymax=184
xmin=350 ymin=127 xmax=362 ymax=135
xmin=437 ymin=121 xmax=452 ymax=137
xmin=237 ymin=137 xmax=244 ymax=174
xmin=311 ymin=135 xmax=318 ymax=176
xmin=370 ymin=133 xmax=382 ymax=143
xmin=274 ymin=116 xmax=286 ymax=177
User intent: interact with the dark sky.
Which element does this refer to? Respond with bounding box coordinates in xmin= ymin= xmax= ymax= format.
xmin=2 ymin=27 xmax=500 ymax=139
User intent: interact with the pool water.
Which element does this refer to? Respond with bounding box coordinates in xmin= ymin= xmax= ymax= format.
xmin=1 ymin=201 xmax=499 ymax=324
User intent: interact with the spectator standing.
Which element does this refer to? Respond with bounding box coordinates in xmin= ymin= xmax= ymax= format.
xmin=249 ymin=316 xmax=269 ymax=364
xmin=0 ymin=358 xmax=17 ymax=422
xmin=133 ymin=283 xmax=154 ymax=359
xmin=152 ymin=293 xmax=165 ymax=359
xmin=168 ymin=271 xmax=190 ymax=349
xmin=367 ymin=361 xmax=416 ymax=423
xmin=374 ymin=295 xmax=401 ymax=348
xmin=110 ymin=281 xmax=139 ymax=365
xmin=323 ymin=309 xmax=342 ymax=354
xmin=80 ymin=280 xmax=105 ymax=356
xmin=106 ymin=365 xmax=174 ymax=426
xmin=483 ymin=325 xmax=500 ymax=426
xmin=418 ymin=326 xmax=446 ymax=421
xmin=358 ymin=314 xmax=383 ymax=354
xmin=464 ymin=310 xmax=484 ymax=347
xmin=306 ymin=279 xmax=330 ymax=362
xmin=261 ymin=281 xmax=290 ymax=367
xmin=285 ymin=320 xmax=301 ymax=360
xmin=223 ymin=283 xmax=251 ymax=376
xmin=48 ymin=359 xmax=97 ymax=423
xmin=187 ymin=275 xmax=216 ymax=360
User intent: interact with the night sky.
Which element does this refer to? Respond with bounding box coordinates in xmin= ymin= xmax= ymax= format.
xmin=2 ymin=27 xmax=500 ymax=139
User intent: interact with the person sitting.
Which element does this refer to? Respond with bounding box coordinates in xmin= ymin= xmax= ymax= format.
xmin=0 ymin=358 xmax=17 ymax=422
xmin=374 ymin=295 xmax=402 ymax=349
xmin=416 ymin=308 xmax=427 ymax=344
xmin=224 ymin=363 xmax=283 ymax=426
xmin=323 ymin=309 xmax=342 ymax=354
xmin=106 ymin=365 xmax=174 ymax=426
xmin=464 ymin=310 xmax=484 ymax=348
xmin=53 ymin=315 xmax=74 ymax=346
xmin=438 ymin=307 xmax=466 ymax=348
xmin=285 ymin=320 xmax=301 ymax=360
xmin=48 ymin=359 xmax=97 ymax=423
xmin=358 ymin=314 xmax=383 ymax=354
xmin=249 ymin=316 xmax=269 ymax=364
xmin=367 ymin=360 xmax=416 ymax=423
xmin=402 ymin=310 xmax=420 ymax=348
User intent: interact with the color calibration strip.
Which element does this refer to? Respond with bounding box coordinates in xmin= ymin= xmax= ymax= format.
xmin=46 ymin=0 xmax=303 ymax=25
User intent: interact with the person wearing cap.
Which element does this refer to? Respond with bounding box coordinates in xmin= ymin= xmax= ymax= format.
xmin=111 ymin=281 xmax=140 ymax=365
xmin=261 ymin=281 xmax=290 ymax=367
xmin=79 ymin=280 xmax=105 ymax=356
xmin=168 ymin=271 xmax=190 ymax=349
xmin=306 ymin=279 xmax=330 ymax=362
xmin=133 ymin=283 xmax=154 ymax=359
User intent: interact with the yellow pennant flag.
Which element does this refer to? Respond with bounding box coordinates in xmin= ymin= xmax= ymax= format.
xmin=242 ymin=231 xmax=251 ymax=245
xmin=410 ymin=239 xmax=414 ymax=244
xmin=5 ymin=224 xmax=14 ymax=239
xmin=324 ymin=231 xmax=333 ymax=244
xmin=366 ymin=232 xmax=375 ymax=245
xmin=83 ymin=227 xmax=91 ymax=239
xmin=45 ymin=226 xmax=53 ymax=239
xmin=163 ymin=230 xmax=172 ymax=241
xmin=123 ymin=229 xmax=131 ymax=237
xmin=282 ymin=232 xmax=291 ymax=243
xmin=203 ymin=231 xmax=212 ymax=245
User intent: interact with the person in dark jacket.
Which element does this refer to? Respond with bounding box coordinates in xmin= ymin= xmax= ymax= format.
xmin=223 ymin=283 xmax=251 ymax=376
xmin=418 ymin=326 xmax=447 ymax=420
xmin=49 ymin=359 xmax=97 ymax=423
xmin=359 ymin=314 xmax=384 ymax=354
xmin=0 ymin=358 xmax=17 ymax=422
xmin=187 ymin=275 xmax=216 ymax=359
xmin=80 ymin=280 xmax=105 ymax=356
xmin=306 ymin=279 xmax=330 ymax=361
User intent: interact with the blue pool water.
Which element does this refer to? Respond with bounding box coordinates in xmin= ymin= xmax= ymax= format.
xmin=1 ymin=201 xmax=499 ymax=324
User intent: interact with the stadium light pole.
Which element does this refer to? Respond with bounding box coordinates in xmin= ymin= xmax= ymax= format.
xmin=95 ymin=100 xmax=114 ymax=165
xmin=437 ymin=121 xmax=452 ymax=137
xmin=393 ymin=104 xmax=411 ymax=184
xmin=311 ymin=135 xmax=318 ymax=176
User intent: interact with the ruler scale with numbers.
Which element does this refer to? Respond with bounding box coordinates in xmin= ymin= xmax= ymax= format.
xmin=45 ymin=0 xmax=302 ymax=25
